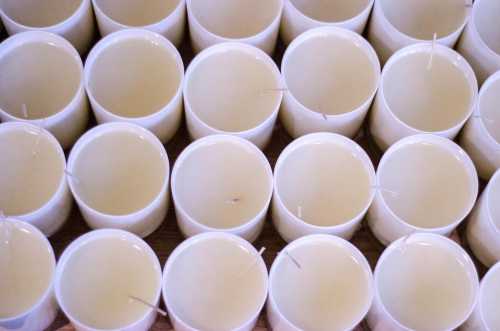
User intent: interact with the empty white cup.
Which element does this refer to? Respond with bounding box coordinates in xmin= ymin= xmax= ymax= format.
xmin=370 ymin=43 xmax=478 ymax=151
xmin=0 ymin=31 xmax=89 ymax=149
xmin=0 ymin=0 xmax=95 ymax=54
xmin=368 ymin=0 xmax=469 ymax=63
xmin=66 ymin=122 xmax=170 ymax=238
xmin=280 ymin=26 xmax=380 ymax=139
xmin=273 ymin=132 xmax=376 ymax=242
xmin=92 ymin=0 xmax=186 ymax=46
xmin=84 ymin=29 xmax=184 ymax=144
xmin=186 ymin=0 xmax=283 ymax=54
xmin=368 ymin=134 xmax=478 ymax=245
xmin=171 ymin=135 xmax=273 ymax=242
xmin=184 ymin=42 xmax=283 ymax=149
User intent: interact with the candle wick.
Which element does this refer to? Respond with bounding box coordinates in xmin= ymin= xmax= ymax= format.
xmin=236 ymin=247 xmax=266 ymax=278
xmin=372 ymin=185 xmax=399 ymax=198
xmin=32 ymin=124 xmax=45 ymax=157
xmin=322 ymin=113 xmax=328 ymax=121
xmin=281 ymin=250 xmax=302 ymax=270
xmin=226 ymin=197 xmax=241 ymax=205
xmin=64 ymin=169 xmax=81 ymax=185
xmin=128 ymin=295 xmax=167 ymax=317
xmin=297 ymin=205 xmax=303 ymax=219
xmin=21 ymin=103 xmax=29 ymax=119
xmin=427 ymin=32 xmax=437 ymax=71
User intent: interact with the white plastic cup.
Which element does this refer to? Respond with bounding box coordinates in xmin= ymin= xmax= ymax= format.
xmin=280 ymin=0 xmax=374 ymax=45
xmin=0 ymin=31 xmax=89 ymax=149
xmin=273 ymin=133 xmax=376 ymax=243
xmin=184 ymin=42 xmax=283 ymax=149
xmin=367 ymin=0 xmax=469 ymax=63
xmin=171 ymin=135 xmax=273 ymax=242
xmin=92 ymin=0 xmax=186 ymax=47
xmin=0 ymin=0 xmax=95 ymax=54
xmin=457 ymin=0 xmax=500 ymax=85
xmin=186 ymin=0 xmax=283 ymax=54
xmin=66 ymin=122 xmax=170 ymax=238
xmin=0 ymin=122 xmax=72 ymax=237
xmin=370 ymin=43 xmax=478 ymax=151
xmin=280 ymin=26 xmax=380 ymax=139
xmin=84 ymin=29 xmax=184 ymax=144
xmin=367 ymin=134 xmax=478 ymax=246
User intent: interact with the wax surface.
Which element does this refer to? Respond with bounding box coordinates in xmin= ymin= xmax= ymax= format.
xmin=289 ymin=0 xmax=369 ymax=22
xmin=475 ymin=0 xmax=500 ymax=54
xmin=89 ymin=37 xmax=180 ymax=118
xmin=0 ymin=42 xmax=81 ymax=119
xmin=482 ymin=267 xmax=500 ymax=330
xmin=0 ymin=0 xmax=81 ymax=27
xmin=59 ymin=236 xmax=160 ymax=329
xmin=94 ymin=0 xmax=180 ymax=26
xmin=480 ymin=78 xmax=500 ymax=143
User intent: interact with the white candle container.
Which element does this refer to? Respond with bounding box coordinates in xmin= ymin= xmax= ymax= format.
xmin=267 ymin=234 xmax=374 ymax=331
xmin=55 ymin=229 xmax=162 ymax=331
xmin=0 ymin=122 xmax=72 ymax=236
xmin=184 ymin=42 xmax=282 ymax=149
xmin=0 ymin=31 xmax=89 ymax=149
xmin=273 ymin=132 xmax=376 ymax=242
xmin=460 ymin=70 xmax=500 ymax=180
xmin=171 ymin=135 xmax=273 ymax=242
xmin=457 ymin=0 xmax=500 ymax=84
xmin=367 ymin=233 xmax=479 ymax=331
xmin=280 ymin=0 xmax=374 ymax=45
xmin=162 ymin=232 xmax=268 ymax=331
xmin=186 ymin=0 xmax=283 ymax=54
xmin=367 ymin=0 xmax=469 ymax=63
xmin=0 ymin=218 xmax=57 ymax=331
xmin=466 ymin=169 xmax=500 ymax=267
xmin=0 ymin=0 xmax=94 ymax=54
xmin=280 ymin=26 xmax=380 ymax=139
xmin=367 ymin=134 xmax=478 ymax=246
xmin=370 ymin=43 xmax=478 ymax=151
xmin=92 ymin=0 xmax=186 ymax=47
xmin=66 ymin=122 xmax=170 ymax=238
xmin=84 ymin=29 xmax=184 ymax=144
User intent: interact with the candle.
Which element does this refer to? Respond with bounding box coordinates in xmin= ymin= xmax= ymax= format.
xmin=0 ymin=218 xmax=57 ymax=331
xmin=171 ymin=135 xmax=273 ymax=242
xmin=186 ymin=0 xmax=283 ymax=54
xmin=0 ymin=122 xmax=72 ymax=236
xmin=84 ymin=29 xmax=184 ymax=144
xmin=280 ymin=0 xmax=374 ymax=45
xmin=280 ymin=26 xmax=380 ymax=139
xmin=92 ymin=0 xmax=186 ymax=47
xmin=267 ymin=234 xmax=373 ymax=331
xmin=55 ymin=229 xmax=162 ymax=331
xmin=0 ymin=0 xmax=94 ymax=54
xmin=367 ymin=233 xmax=479 ymax=331
xmin=184 ymin=42 xmax=282 ymax=149
xmin=273 ymin=133 xmax=376 ymax=242
xmin=367 ymin=0 xmax=469 ymax=63
xmin=162 ymin=232 xmax=268 ymax=331
xmin=466 ymin=169 xmax=500 ymax=267
xmin=370 ymin=43 xmax=478 ymax=151
xmin=368 ymin=134 xmax=478 ymax=245
xmin=457 ymin=0 xmax=500 ymax=84
xmin=460 ymin=70 xmax=500 ymax=180
xmin=66 ymin=122 xmax=170 ymax=238
xmin=0 ymin=31 xmax=89 ymax=149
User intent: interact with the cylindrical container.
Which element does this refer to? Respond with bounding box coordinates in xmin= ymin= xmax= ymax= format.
xmin=0 ymin=122 xmax=72 ymax=236
xmin=0 ymin=31 xmax=89 ymax=149
xmin=370 ymin=43 xmax=478 ymax=151
xmin=273 ymin=133 xmax=376 ymax=242
xmin=92 ymin=0 xmax=186 ymax=46
xmin=460 ymin=70 xmax=500 ymax=180
xmin=84 ymin=29 xmax=184 ymax=144
xmin=186 ymin=0 xmax=283 ymax=54
xmin=0 ymin=0 xmax=95 ymax=54
xmin=367 ymin=233 xmax=479 ymax=331
xmin=367 ymin=0 xmax=469 ymax=63
xmin=267 ymin=234 xmax=373 ymax=331
xmin=280 ymin=0 xmax=374 ymax=45
xmin=184 ymin=42 xmax=282 ymax=149
xmin=457 ymin=0 xmax=500 ymax=84
xmin=280 ymin=27 xmax=380 ymax=139
xmin=162 ymin=232 xmax=268 ymax=331
xmin=66 ymin=123 xmax=170 ymax=238
xmin=55 ymin=229 xmax=163 ymax=331
xmin=0 ymin=218 xmax=58 ymax=331
xmin=367 ymin=134 xmax=478 ymax=246
xmin=171 ymin=135 xmax=273 ymax=242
